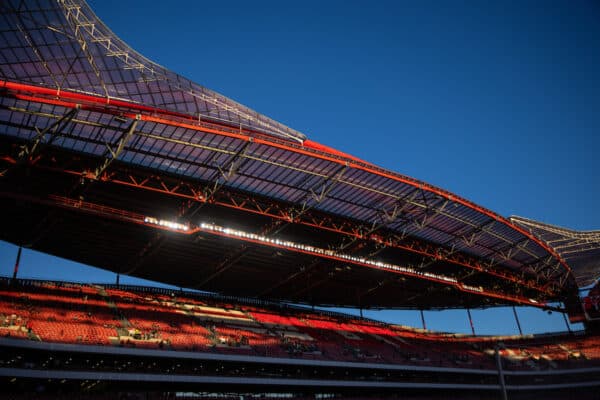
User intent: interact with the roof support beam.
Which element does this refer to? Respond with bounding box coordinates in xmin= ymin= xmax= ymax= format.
xmin=205 ymin=139 xmax=253 ymax=200
xmin=280 ymin=190 xmax=427 ymax=299
xmin=52 ymin=165 xmax=559 ymax=294
xmin=124 ymin=139 xmax=253 ymax=276
xmin=258 ymin=190 xmax=418 ymax=298
xmin=0 ymin=140 xmax=558 ymax=296
xmin=62 ymin=2 xmax=110 ymax=98
xmin=1 ymin=107 xmax=78 ymax=177
xmin=289 ymin=163 xmax=348 ymax=222
xmin=423 ymin=219 xmax=497 ymax=281
xmin=93 ymin=116 xmax=140 ymax=179
xmin=194 ymin=162 xmax=346 ymax=290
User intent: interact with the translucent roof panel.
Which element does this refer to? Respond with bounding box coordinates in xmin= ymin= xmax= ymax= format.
xmin=511 ymin=217 xmax=600 ymax=288
xmin=0 ymin=0 xmax=306 ymax=142
xmin=0 ymin=0 xmax=579 ymax=303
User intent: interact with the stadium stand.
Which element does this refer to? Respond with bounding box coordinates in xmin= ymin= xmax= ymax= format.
xmin=0 ymin=281 xmax=119 ymax=345
xmin=0 ymin=277 xmax=599 ymax=399
xmin=1 ymin=278 xmax=599 ymax=371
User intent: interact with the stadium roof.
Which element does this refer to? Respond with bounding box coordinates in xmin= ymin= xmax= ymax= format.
xmin=510 ymin=216 xmax=600 ymax=289
xmin=0 ymin=0 xmax=580 ymax=309
xmin=0 ymin=0 xmax=305 ymax=143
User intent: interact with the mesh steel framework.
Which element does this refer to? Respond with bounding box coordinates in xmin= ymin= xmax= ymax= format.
xmin=511 ymin=216 xmax=600 ymax=289
xmin=0 ymin=0 xmax=305 ymax=142
xmin=0 ymin=0 xmax=579 ymax=308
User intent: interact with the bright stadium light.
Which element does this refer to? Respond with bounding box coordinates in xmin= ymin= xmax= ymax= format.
xmin=144 ymin=216 xmax=189 ymax=232
xmin=195 ymin=221 xmax=463 ymax=286
xmin=141 ymin=217 xmax=540 ymax=305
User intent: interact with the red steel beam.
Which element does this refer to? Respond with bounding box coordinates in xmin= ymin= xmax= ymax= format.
xmin=0 ymin=190 xmax=550 ymax=309
xmin=0 ymin=148 xmax=558 ymax=297
xmin=100 ymin=171 xmax=556 ymax=295
xmin=0 ymin=79 xmax=571 ymax=291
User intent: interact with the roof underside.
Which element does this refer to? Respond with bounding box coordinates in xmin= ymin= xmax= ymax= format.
xmin=0 ymin=155 xmax=561 ymax=309
xmin=510 ymin=217 xmax=600 ymax=289
xmin=0 ymin=0 xmax=578 ymax=309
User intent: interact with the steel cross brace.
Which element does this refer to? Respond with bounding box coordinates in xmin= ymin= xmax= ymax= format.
xmin=124 ymin=139 xmax=253 ymax=276
xmin=93 ymin=116 xmax=140 ymax=179
xmin=419 ymin=219 xmax=498 ymax=283
xmin=61 ymin=1 xmax=110 ymax=98
xmin=258 ymin=187 xmax=419 ymax=298
xmin=196 ymin=162 xmax=348 ymax=290
xmin=0 ymin=145 xmax=559 ymax=296
xmin=204 ymin=139 xmax=253 ymax=201
xmin=1 ymin=107 xmax=79 ymax=177
xmin=289 ymin=163 xmax=348 ymax=222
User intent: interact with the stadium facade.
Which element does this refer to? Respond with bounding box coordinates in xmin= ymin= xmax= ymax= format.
xmin=0 ymin=0 xmax=598 ymax=398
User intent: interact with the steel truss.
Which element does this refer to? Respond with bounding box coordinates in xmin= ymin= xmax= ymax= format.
xmin=56 ymin=0 xmax=305 ymax=141
xmin=0 ymin=145 xmax=559 ymax=298
xmin=0 ymin=189 xmax=559 ymax=309
xmin=0 ymin=0 xmax=580 ymax=310
xmin=511 ymin=216 xmax=600 ymax=290
xmin=0 ymin=79 xmax=568 ymax=268
xmin=0 ymin=80 xmax=571 ymax=281
xmin=0 ymin=82 xmax=575 ymax=300
xmin=512 ymin=217 xmax=600 ymax=256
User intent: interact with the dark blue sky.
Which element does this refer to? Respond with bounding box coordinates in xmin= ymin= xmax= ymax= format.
xmin=2 ymin=0 xmax=598 ymax=334
xmin=87 ymin=0 xmax=599 ymax=229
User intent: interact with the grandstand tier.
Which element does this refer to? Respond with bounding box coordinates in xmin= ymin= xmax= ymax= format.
xmin=0 ymin=279 xmax=599 ymax=397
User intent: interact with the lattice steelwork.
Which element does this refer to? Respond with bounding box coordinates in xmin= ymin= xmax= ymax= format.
xmin=511 ymin=216 xmax=600 ymax=289
xmin=0 ymin=0 xmax=305 ymax=142
xmin=0 ymin=0 xmax=579 ymax=308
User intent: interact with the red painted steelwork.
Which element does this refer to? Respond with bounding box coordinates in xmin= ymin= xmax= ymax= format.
xmin=0 ymin=79 xmax=572 ymax=285
xmin=12 ymin=161 xmax=553 ymax=296
xmin=0 ymin=190 xmax=548 ymax=308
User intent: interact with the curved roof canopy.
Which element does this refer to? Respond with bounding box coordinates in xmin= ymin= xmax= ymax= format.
xmin=0 ymin=0 xmax=579 ymax=309
xmin=510 ymin=216 xmax=600 ymax=289
xmin=0 ymin=0 xmax=305 ymax=142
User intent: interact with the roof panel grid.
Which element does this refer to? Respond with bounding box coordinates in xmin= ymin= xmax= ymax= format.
xmin=0 ymin=0 xmax=578 ymax=307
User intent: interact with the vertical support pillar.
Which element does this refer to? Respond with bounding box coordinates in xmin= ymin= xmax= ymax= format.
xmin=466 ymin=308 xmax=475 ymax=335
xmin=420 ymin=309 xmax=427 ymax=330
xmin=359 ymin=307 xmax=363 ymax=319
xmin=12 ymin=246 xmax=22 ymax=282
xmin=495 ymin=346 xmax=508 ymax=400
xmin=512 ymin=306 xmax=523 ymax=336
xmin=115 ymin=273 xmax=120 ymax=287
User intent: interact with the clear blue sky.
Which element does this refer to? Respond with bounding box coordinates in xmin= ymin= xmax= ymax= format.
xmin=2 ymin=0 xmax=599 ymax=335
